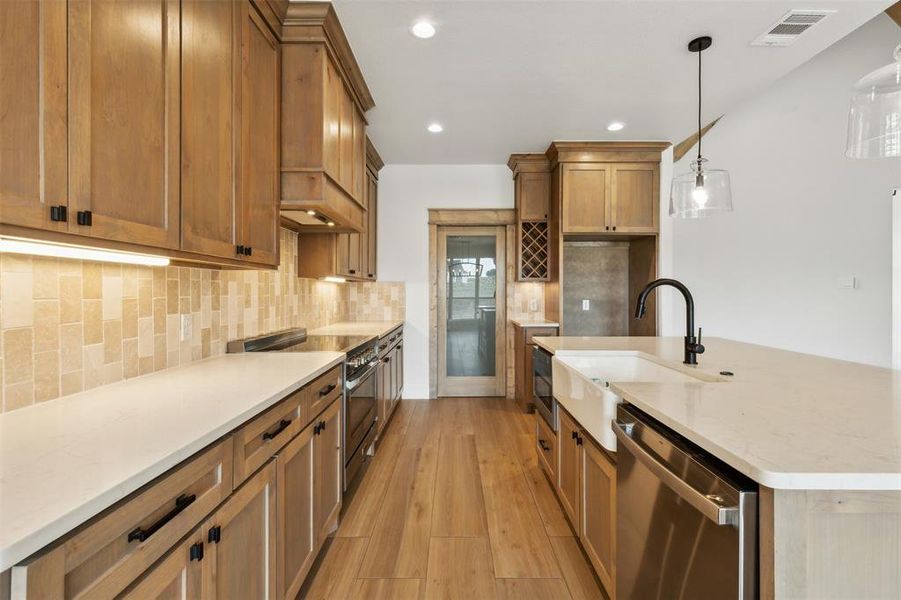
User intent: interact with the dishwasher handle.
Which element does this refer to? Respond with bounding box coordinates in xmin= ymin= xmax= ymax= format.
xmin=613 ymin=419 xmax=738 ymax=526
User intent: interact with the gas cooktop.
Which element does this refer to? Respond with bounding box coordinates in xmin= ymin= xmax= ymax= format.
xmin=226 ymin=328 xmax=374 ymax=356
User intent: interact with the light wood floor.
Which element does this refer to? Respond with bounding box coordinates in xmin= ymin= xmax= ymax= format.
xmin=299 ymin=397 xmax=606 ymax=599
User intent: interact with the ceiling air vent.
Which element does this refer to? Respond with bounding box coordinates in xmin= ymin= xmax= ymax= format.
xmin=751 ymin=9 xmax=835 ymax=47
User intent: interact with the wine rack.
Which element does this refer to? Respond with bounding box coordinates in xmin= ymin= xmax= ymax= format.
xmin=519 ymin=220 xmax=549 ymax=281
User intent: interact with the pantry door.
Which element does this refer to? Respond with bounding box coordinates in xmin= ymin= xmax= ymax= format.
xmin=437 ymin=226 xmax=506 ymax=397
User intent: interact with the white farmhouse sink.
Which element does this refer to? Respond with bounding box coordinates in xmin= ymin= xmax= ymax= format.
xmin=552 ymin=353 xmax=717 ymax=452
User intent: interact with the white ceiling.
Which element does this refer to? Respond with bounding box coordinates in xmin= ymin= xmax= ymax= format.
xmin=331 ymin=0 xmax=894 ymax=164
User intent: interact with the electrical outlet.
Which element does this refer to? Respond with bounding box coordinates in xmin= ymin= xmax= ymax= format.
xmin=582 ymin=299 xmax=590 ymax=311
xmin=180 ymin=314 xmax=193 ymax=341
xmin=836 ymin=276 xmax=858 ymax=290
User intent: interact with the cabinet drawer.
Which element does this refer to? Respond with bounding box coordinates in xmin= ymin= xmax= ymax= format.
xmin=536 ymin=415 xmax=556 ymax=482
xmin=524 ymin=327 xmax=558 ymax=345
xmin=305 ymin=365 xmax=343 ymax=420
xmin=233 ymin=389 xmax=304 ymax=485
xmin=11 ymin=439 xmax=233 ymax=599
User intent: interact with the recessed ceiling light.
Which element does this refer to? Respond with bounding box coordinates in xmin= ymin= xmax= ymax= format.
xmin=411 ymin=20 xmax=436 ymax=39
xmin=427 ymin=123 xmax=444 ymax=133
xmin=607 ymin=122 xmax=625 ymax=132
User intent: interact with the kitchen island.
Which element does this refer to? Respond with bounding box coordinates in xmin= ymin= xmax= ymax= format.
xmin=538 ymin=336 xmax=901 ymax=599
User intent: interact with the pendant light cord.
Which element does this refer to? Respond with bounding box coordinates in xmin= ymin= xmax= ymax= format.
xmin=697 ymin=45 xmax=702 ymax=161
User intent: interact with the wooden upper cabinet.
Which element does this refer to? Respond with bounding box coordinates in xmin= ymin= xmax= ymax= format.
xmin=240 ymin=2 xmax=280 ymax=266
xmin=68 ymin=0 xmax=180 ymax=248
xmin=338 ymin=84 xmax=355 ymax=193
xmin=353 ymin=109 xmax=366 ymax=205
xmin=322 ymin=54 xmax=342 ymax=181
xmin=180 ymin=0 xmax=240 ymax=260
xmin=366 ymin=172 xmax=378 ymax=279
xmin=518 ymin=172 xmax=550 ymax=221
xmin=0 ymin=0 xmax=68 ymax=231
xmin=611 ymin=163 xmax=659 ymax=233
xmin=561 ymin=164 xmax=608 ymax=234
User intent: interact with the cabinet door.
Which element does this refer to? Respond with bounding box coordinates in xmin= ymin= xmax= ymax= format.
xmin=241 ymin=3 xmax=280 ymax=266
xmin=206 ymin=461 xmax=277 ymax=600
xmin=68 ymin=0 xmax=180 ymax=248
xmin=557 ymin=409 xmax=581 ymax=527
xmin=376 ymin=354 xmax=390 ymax=435
xmin=277 ymin=424 xmax=316 ymax=600
xmin=395 ymin=342 xmax=404 ymax=399
xmin=353 ymin=108 xmax=366 ymax=205
xmin=180 ymin=0 xmax=240 ymax=259
xmin=366 ymin=173 xmax=378 ymax=279
xmin=347 ymin=232 xmax=362 ymax=277
xmin=611 ymin=163 xmax=658 ymax=233
xmin=0 ymin=0 xmax=67 ymax=231
xmin=323 ymin=58 xmax=341 ymax=181
xmin=561 ymin=164 xmax=608 ymax=234
xmin=336 ymin=233 xmax=352 ymax=277
xmin=536 ymin=414 xmax=556 ymax=482
xmin=517 ymin=171 xmax=550 ymax=221
xmin=121 ymin=529 xmax=210 ymax=600
xmin=582 ymin=439 xmax=616 ymax=597
xmin=338 ymin=84 xmax=355 ymax=193
xmin=314 ymin=399 xmax=342 ymax=544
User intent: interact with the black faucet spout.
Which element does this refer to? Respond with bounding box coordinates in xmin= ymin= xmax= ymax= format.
xmin=634 ymin=278 xmax=704 ymax=365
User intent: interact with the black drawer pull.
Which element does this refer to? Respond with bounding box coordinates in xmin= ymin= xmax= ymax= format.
xmin=245 ymin=246 xmax=253 ymax=256
xmin=50 ymin=205 xmax=68 ymax=222
xmin=189 ymin=542 xmax=204 ymax=561
xmin=128 ymin=493 xmax=196 ymax=543
xmin=208 ymin=525 xmax=221 ymax=544
xmin=318 ymin=383 xmax=337 ymax=397
xmin=262 ymin=418 xmax=291 ymax=441
xmin=76 ymin=210 xmax=92 ymax=226
xmin=538 ymin=439 xmax=550 ymax=452
xmin=348 ymin=269 xmax=356 ymax=274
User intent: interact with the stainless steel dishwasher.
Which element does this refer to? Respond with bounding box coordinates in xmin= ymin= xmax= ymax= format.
xmin=613 ymin=403 xmax=758 ymax=600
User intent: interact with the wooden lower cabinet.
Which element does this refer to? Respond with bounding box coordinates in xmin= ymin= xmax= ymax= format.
xmin=552 ymin=407 xmax=617 ymax=599
xmin=276 ymin=426 xmax=315 ymax=600
xmin=556 ymin=409 xmax=582 ymax=527
xmin=121 ymin=529 xmax=209 ymax=600
xmin=536 ymin=413 xmax=556 ymax=482
xmin=205 ymin=461 xmax=277 ymax=599
xmin=314 ymin=399 xmax=342 ymax=544
xmin=582 ymin=437 xmax=617 ymax=598
xmin=513 ymin=324 xmax=558 ymax=412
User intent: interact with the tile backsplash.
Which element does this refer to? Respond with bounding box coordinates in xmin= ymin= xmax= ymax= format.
xmin=0 ymin=228 xmax=404 ymax=412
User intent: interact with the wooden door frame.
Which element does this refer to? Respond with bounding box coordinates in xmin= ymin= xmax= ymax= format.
xmin=428 ymin=209 xmax=514 ymax=398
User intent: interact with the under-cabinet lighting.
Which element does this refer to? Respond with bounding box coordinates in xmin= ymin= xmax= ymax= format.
xmin=607 ymin=121 xmax=625 ymax=131
xmin=322 ymin=276 xmax=346 ymax=283
xmin=411 ymin=20 xmax=436 ymax=39
xmin=427 ymin=123 xmax=444 ymax=133
xmin=327 ymin=221 xmax=335 ymax=227
xmin=0 ymin=237 xmax=170 ymax=267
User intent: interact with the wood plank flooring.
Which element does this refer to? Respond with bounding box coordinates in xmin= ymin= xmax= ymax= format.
xmin=299 ymin=397 xmax=606 ymax=599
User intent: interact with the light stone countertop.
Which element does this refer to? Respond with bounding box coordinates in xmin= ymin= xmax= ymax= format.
xmin=534 ymin=336 xmax=901 ymax=491
xmin=0 ymin=351 xmax=344 ymax=572
xmin=309 ymin=320 xmax=404 ymax=339
xmin=510 ymin=319 xmax=560 ymax=328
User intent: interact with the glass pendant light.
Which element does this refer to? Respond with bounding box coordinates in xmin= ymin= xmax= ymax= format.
xmin=846 ymin=43 xmax=901 ymax=159
xmin=670 ymin=36 xmax=733 ymax=218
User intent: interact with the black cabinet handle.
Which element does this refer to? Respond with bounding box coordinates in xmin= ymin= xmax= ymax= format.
xmin=314 ymin=420 xmax=326 ymax=435
xmin=76 ymin=210 xmax=92 ymax=226
xmin=208 ymin=525 xmax=221 ymax=544
xmin=236 ymin=244 xmax=245 ymax=255
xmin=189 ymin=542 xmax=204 ymax=561
xmin=368 ymin=273 xmax=373 ymax=277
xmin=612 ymin=226 xmax=616 ymax=232
xmin=50 ymin=205 xmax=68 ymax=222
xmin=571 ymin=430 xmax=578 ymax=440
xmin=318 ymin=383 xmax=337 ymax=397
xmin=262 ymin=418 xmax=291 ymax=441
xmin=128 ymin=493 xmax=196 ymax=543
xmin=576 ymin=435 xmax=584 ymax=446
xmin=382 ymin=357 xmax=390 ymax=363
xmin=245 ymin=246 xmax=253 ymax=256
xmin=319 ymin=420 xmax=326 ymax=431
xmin=314 ymin=423 xmax=320 ymax=435
xmin=538 ymin=439 xmax=550 ymax=451
xmin=348 ymin=269 xmax=356 ymax=274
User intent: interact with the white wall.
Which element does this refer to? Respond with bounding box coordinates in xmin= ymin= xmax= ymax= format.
xmin=377 ymin=165 xmax=513 ymax=398
xmin=670 ymin=15 xmax=900 ymax=367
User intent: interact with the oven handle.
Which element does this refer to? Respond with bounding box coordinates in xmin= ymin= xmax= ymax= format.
xmin=613 ymin=420 xmax=738 ymax=526
xmin=346 ymin=360 xmax=379 ymax=391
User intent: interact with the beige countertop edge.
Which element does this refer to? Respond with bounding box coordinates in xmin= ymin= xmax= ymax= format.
xmin=0 ymin=352 xmax=345 ymax=572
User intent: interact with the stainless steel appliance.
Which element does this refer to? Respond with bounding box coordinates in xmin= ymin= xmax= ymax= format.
xmin=227 ymin=328 xmax=380 ymax=494
xmin=613 ymin=403 xmax=757 ymax=599
xmin=532 ymin=346 xmax=556 ymax=430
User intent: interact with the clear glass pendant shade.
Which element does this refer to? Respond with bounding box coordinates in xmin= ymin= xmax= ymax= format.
xmin=670 ymin=157 xmax=733 ymax=218
xmin=846 ymin=44 xmax=901 ymax=159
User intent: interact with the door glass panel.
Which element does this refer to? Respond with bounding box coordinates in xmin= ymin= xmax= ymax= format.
xmin=446 ymin=235 xmax=497 ymax=377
